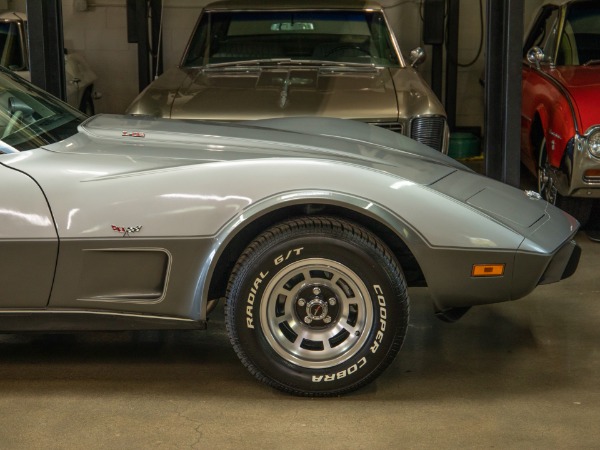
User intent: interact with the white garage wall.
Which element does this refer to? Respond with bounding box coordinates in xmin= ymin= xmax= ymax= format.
xmin=63 ymin=0 xmax=204 ymax=114
xmin=6 ymin=0 xmax=546 ymax=130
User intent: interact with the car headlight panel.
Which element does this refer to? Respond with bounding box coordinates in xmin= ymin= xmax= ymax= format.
xmin=588 ymin=127 xmax=600 ymax=158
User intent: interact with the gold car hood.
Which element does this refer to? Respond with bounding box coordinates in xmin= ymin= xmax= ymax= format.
xmin=167 ymin=65 xmax=399 ymax=121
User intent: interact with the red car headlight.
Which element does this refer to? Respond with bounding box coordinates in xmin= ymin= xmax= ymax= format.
xmin=587 ymin=127 xmax=600 ymax=158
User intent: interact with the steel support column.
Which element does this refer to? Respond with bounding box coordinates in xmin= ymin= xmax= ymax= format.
xmin=135 ymin=0 xmax=151 ymax=92
xmin=150 ymin=0 xmax=163 ymax=80
xmin=127 ymin=0 xmax=163 ymax=92
xmin=26 ymin=0 xmax=66 ymax=101
xmin=445 ymin=0 xmax=459 ymax=130
xmin=423 ymin=0 xmax=446 ymax=101
xmin=484 ymin=0 xmax=523 ymax=186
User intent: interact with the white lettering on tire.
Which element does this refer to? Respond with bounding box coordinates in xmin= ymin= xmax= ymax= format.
xmin=311 ymin=357 xmax=367 ymax=382
xmin=370 ymin=285 xmax=387 ymax=353
xmin=245 ymin=271 xmax=269 ymax=329
xmin=274 ymin=247 xmax=304 ymax=265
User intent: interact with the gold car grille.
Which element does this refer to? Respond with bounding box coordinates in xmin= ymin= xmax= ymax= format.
xmin=371 ymin=118 xmax=447 ymax=152
xmin=410 ymin=117 xmax=446 ymax=152
xmin=371 ymin=122 xmax=404 ymax=134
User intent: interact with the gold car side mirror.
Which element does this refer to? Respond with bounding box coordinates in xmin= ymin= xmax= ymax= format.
xmin=409 ymin=47 xmax=426 ymax=68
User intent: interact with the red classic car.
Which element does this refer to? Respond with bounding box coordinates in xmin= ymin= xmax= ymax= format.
xmin=521 ymin=0 xmax=600 ymax=225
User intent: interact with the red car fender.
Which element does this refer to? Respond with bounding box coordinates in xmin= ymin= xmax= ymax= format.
xmin=522 ymin=66 xmax=579 ymax=171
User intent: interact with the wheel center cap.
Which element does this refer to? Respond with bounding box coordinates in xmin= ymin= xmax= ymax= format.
xmin=295 ymin=284 xmax=339 ymax=326
xmin=306 ymin=299 xmax=328 ymax=320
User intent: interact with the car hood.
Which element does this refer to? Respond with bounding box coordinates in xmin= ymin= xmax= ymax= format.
xmin=552 ymin=66 xmax=600 ymax=131
xmin=16 ymin=115 xmax=570 ymax=243
xmin=45 ymin=114 xmax=464 ymax=186
xmin=126 ymin=65 xmax=440 ymax=122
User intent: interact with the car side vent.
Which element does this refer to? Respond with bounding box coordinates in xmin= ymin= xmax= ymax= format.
xmin=411 ymin=117 xmax=446 ymax=151
xmin=371 ymin=122 xmax=403 ymax=134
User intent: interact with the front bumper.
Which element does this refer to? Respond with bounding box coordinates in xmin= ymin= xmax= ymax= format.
xmin=561 ymin=133 xmax=600 ymax=197
xmin=424 ymin=204 xmax=580 ymax=312
xmin=538 ymin=238 xmax=581 ymax=285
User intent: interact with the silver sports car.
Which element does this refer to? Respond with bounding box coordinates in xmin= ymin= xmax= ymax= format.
xmin=0 ymin=67 xmax=580 ymax=396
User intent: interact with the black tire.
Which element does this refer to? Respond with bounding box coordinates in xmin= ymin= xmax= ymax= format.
xmin=79 ymin=86 xmax=95 ymax=115
xmin=225 ymin=217 xmax=409 ymax=396
xmin=537 ymin=138 xmax=591 ymax=226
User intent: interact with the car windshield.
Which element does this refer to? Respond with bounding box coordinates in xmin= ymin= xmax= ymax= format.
xmin=0 ymin=66 xmax=86 ymax=152
xmin=561 ymin=2 xmax=600 ymax=65
xmin=183 ymin=10 xmax=401 ymax=68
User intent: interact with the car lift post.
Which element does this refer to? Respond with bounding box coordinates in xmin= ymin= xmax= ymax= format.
xmin=445 ymin=0 xmax=459 ymax=131
xmin=127 ymin=0 xmax=163 ymax=93
xmin=26 ymin=0 xmax=67 ymax=102
xmin=484 ymin=0 xmax=523 ymax=187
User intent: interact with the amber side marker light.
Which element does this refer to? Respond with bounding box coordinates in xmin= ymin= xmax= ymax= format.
xmin=472 ymin=264 xmax=505 ymax=277
xmin=583 ymin=169 xmax=600 ymax=182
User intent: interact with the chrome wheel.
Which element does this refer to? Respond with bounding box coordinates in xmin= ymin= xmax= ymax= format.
xmin=260 ymin=258 xmax=373 ymax=369
xmin=536 ymin=137 xmax=592 ymax=225
xmin=226 ymin=217 xmax=409 ymax=396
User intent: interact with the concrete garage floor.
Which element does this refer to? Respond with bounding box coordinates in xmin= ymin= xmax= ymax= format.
xmin=0 ymin=232 xmax=598 ymax=449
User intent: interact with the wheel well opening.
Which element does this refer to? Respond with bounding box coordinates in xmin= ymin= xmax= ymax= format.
xmin=531 ymin=113 xmax=572 ymax=177
xmin=531 ymin=114 xmax=544 ymax=164
xmin=206 ymin=204 xmax=426 ymax=305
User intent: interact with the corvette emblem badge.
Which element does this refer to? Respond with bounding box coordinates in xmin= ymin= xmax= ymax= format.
xmin=111 ymin=225 xmax=143 ymax=237
xmin=122 ymin=131 xmax=145 ymax=138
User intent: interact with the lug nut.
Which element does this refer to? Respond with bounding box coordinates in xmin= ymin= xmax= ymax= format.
xmin=324 ymin=316 xmax=332 ymax=324
xmin=304 ymin=317 xmax=313 ymax=324
xmin=312 ymin=287 xmax=321 ymax=296
xmin=297 ymin=298 xmax=306 ymax=307
xmin=328 ymin=297 xmax=337 ymax=306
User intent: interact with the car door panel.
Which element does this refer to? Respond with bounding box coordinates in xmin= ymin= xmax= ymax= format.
xmin=0 ymin=163 xmax=57 ymax=307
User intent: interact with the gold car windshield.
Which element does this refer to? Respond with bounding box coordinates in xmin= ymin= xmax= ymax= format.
xmin=183 ymin=10 xmax=401 ymax=68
